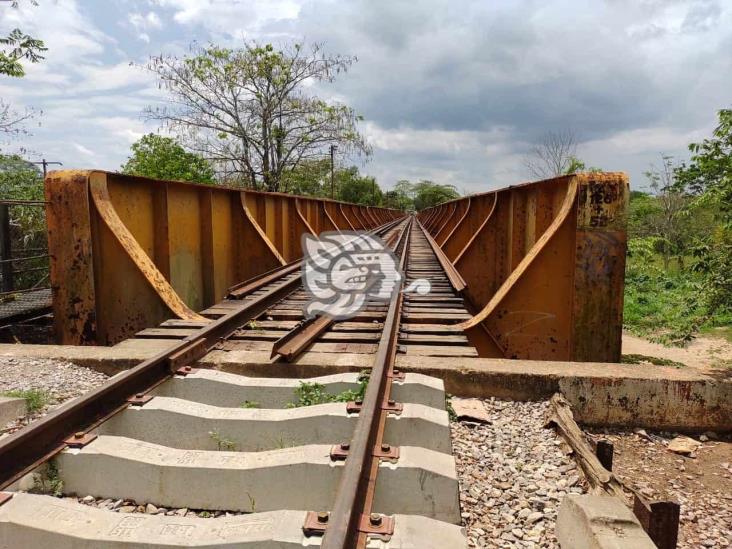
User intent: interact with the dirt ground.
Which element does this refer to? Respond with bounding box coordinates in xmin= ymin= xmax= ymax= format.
xmin=586 ymin=428 xmax=731 ymax=548
xmin=622 ymin=330 xmax=732 ymax=372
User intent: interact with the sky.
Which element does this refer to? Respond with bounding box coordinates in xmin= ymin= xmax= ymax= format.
xmin=1 ymin=0 xmax=730 ymax=193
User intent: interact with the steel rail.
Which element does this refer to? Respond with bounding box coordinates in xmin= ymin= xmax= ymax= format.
xmin=0 ymin=217 xmax=405 ymax=489
xmin=270 ymin=225 xmax=405 ymax=362
xmin=319 ymin=217 xmax=412 ymax=548
xmin=228 ymin=217 xmax=404 ymax=300
xmin=0 ymin=264 xmax=305 ymax=489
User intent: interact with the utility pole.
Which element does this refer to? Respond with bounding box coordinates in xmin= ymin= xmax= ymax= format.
xmin=32 ymin=159 xmax=63 ymax=178
xmin=329 ymin=144 xmax=337 ymax=199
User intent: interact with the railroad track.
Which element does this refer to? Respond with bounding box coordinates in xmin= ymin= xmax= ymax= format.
xmin=0 ymin=216 xmax=474 ymax=547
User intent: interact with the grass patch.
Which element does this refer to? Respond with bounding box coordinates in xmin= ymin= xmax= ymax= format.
xmin=33 ymin=460 xmax=63 ymax=497
xmin=2 ymin=389 xmax=51 ymax=414
xmin=240 ymin=400 xmax=259 ymax=408
xmin=621 ymin=354 xmax=686 ymax=369
xmin=445 ymin=394 xmax=457 ymax=421
xmin=286 ymin=374 xmax=368 ymax=408
xmin=623 ymin=244 xmax=731 ymax=346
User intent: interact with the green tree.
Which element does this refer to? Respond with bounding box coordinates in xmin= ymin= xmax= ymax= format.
xmin=0 ymin=155 xmax=46 ymax=288
xmin=145 ymin=41 xmax=369 ymax=191
xmin=121 ymin=134 xmax=216 ymax=183
xmin=0 ymin=28 xmax=46 ymax=78
xmin=280 ymin=158 xmax=331 ymax=197
xmin=563 ymin=156 xmax=603 ymax=174
xmin=412 ymin=180 xmax=460 ymax=210
xmin=1 ymin=1 xmax=45 ymax=140
xmin=338 ymin=168 xmax=382 ymax=205
xmin=675 ymin=109 xmax=732 ymax=314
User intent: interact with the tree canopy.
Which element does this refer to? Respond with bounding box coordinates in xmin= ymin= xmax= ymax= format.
xmin=120 ymin=133 xmax=216 ymax=183
xmin=1 ymin=1 xmax=45 ymax=143
xmin=384 ymin=180 xmax=460 ymax=211
xmin=145 ymin=41 xmax=369 ymax=192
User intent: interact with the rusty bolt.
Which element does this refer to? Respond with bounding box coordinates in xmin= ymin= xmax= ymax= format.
xmin=355 ymin=400 xmax=363 ymax=406
xmin=74 ymin=432 xmax=84 ymax=439
xmin=135 ymin=393 xmax=144 ymax=399
xmin=317 ymin=511 xmax=329 ymax=523
xmin=387 ymin=399 xmax=395 ymax=406
xmin=369 ymin=513 xmax=382 ymax=526
xmin=381 ymin=443 xmax=391 ymax=452
xmin=340 ymin=443 xmax=350 ymax=451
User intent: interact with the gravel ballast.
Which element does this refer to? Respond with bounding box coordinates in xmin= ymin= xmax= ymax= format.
xmin=0 ymin=357 xmax=109 ymax=433
xmin=451 ymin=398 xmax=585 ymax=548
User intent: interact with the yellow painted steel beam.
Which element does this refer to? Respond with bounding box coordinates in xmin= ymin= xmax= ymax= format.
xmin=45 ymin=170 xmax=400 ymax=345
xmin=419 ymin=172 xmax=629 ymax=363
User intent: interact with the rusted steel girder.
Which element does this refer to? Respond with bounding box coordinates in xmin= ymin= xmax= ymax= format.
xmin=45 ymin=170 xmax=400 ymax=345
xmin=417 ymin=172 xmax=628 ymax=363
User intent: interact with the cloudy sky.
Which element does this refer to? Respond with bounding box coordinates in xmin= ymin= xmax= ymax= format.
xmin=1 ymin=0 xmax=730 ymax=193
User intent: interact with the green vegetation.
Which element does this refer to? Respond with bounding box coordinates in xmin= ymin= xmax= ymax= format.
xmin=623 ymin=109 xmax=732 ymax=345
xmin=36 ymin=460 xmax=64 ymax=497
xmin=0 ymin=27 xmax=46 ymax=78
xmin=208 ymin=429 xmax=237 ymax=451
xmin=1 ymin=1 xmax=45 ymax=138
xmin=445 ymin=394 xmax=457 ymax=421
xmin=286 ymin=375 xmax=368 ymax=408
xmin=280 ymin=159 xmax=383 ymax=205
xmin=384 ymin=180 xmax=460 ymax=211
xmin=620 ymin=354 xmax=685 ymax=369
xmin=146 ymin=41 xmax=368 ymax=191
xmin=2 ymin=388 xmax=51 ymax=413
xmin=121 ymin=133 xmax=215 ymax=183
xmin=240 ymin=400 xmax=259 ymax=409
xmin=0 ymin=156 xmax=47 ymax=285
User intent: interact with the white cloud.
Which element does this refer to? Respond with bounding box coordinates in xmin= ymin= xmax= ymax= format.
xmin=129 ymin=11 xmax=163 ymax=31
xmin=73 ymin=143 xmax=95 ymax=156
xmin=152 ymin=0 xmax=301 ymax=34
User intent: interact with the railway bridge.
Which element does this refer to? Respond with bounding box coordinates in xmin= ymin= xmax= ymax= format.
xmin=0 ymin=170 xmax=719 ymax=548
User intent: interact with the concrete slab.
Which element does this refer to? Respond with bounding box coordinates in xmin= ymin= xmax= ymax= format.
xmin=0 ymin=493 xmax=466 ymax=547
xmin=55 ymin=436 xmax=459 ymax=523
xmin=0 ymin=396 xmax=26 ymax=427
xmin=154 ymin=370 xmax=446 ymax=410
xmin=556 ymin=494 xmax=655 ymax=549
xmin=98 ymin=397 xmax=451 ymax=453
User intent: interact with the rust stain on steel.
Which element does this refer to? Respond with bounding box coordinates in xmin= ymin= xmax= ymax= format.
xmin=47 ymin=170 xmax=399 ymax=345
xmin=457 ymin=178 xmax=577 ymax=336
xmin=89 ymin=172 xmax=206 ymax=322
xmin=239 ymin=192 xmax=286 ymax=266
xmin=45 ymin=170 xmax=98 ymax=344
xmin=420 ymin=172 xmax=628 ymax=362
xmin=439 ymin=196 xmax=471 ymax=249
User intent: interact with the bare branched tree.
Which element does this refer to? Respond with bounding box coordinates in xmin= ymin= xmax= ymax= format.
xmin=645 ymin=154 xmax=689 ymax=270
xmin=0 ymin=100 xmax=34 ymax=135
xmin=144 ymin=41 xmax=370 ymax=191
xmin=523 ymin=129 xmax=578 ymax=180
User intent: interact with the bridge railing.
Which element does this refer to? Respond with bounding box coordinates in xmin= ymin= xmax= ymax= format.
xmin=417 ymin=172 xmax=628 ymax=362
xmin=45 ymin=170 xmax=400 ymax=345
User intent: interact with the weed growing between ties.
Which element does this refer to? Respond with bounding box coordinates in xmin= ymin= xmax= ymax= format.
xmin=208 ymin=430 xmax=237 ymax=451
xmin=240 ymin=400 xmax=260 ymax=408
xmin=286 ymin=372 xmax=369 ymax=408
xmin=33 ymin=460 xmax=63 ymax=497
xmin=2 ymin=388 xmax=51 ymax=414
